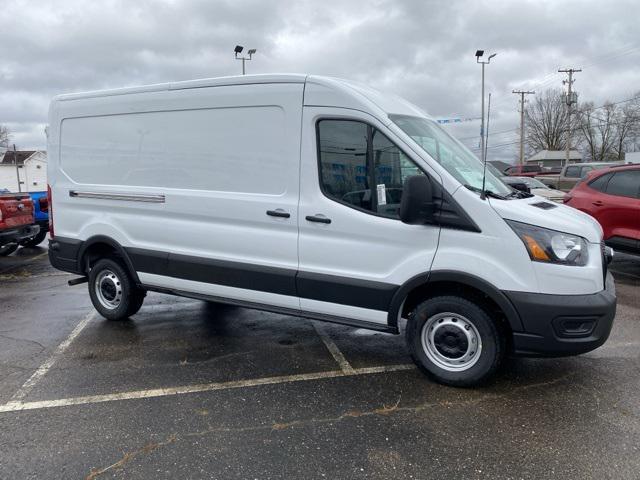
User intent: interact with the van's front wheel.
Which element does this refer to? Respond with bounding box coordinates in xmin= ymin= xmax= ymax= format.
xmin=88 ymin=258 xmax=145 ymax=320
xmin=406 ymin=296 xmax=504 ymax=387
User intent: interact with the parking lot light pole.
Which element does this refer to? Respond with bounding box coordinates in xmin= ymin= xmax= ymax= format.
xmin=476 ymin=50 xmax=497 ymax=162
xmin=234 ymin=45 xmax=257 ymax=75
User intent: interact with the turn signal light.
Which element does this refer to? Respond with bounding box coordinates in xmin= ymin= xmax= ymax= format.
xmin=523 ymin=235 xmax=550 ymax=261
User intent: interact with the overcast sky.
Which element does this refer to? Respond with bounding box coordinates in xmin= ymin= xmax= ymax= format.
xmin=2 ymin=0 xmax=639 ymax=162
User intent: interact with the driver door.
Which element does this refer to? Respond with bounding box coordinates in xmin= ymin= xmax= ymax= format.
xmin=296 ymin=107 xmax=441 ymax=325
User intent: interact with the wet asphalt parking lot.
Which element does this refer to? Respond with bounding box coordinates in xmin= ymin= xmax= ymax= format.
xmin=0 ymin=243 xmax=638 ymax=479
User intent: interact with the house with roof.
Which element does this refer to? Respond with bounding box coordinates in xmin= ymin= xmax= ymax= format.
xmin=525 ymin=149 xmax=581 ymax=168
xmin=0 ymin=150 xmax=47 ymax=192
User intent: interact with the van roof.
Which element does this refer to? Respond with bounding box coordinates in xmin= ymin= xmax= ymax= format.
xmin=53 ymin=74 xmax=431 ymax=119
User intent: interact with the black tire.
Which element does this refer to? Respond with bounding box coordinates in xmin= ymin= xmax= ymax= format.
xmin=19 ymin=230 xmax=48 ymax=248
xmin=127 ymin=288 xmax=146 ymax=317
xmin=406 ymin=295 xmax=504 ymax=387
xmin=0 ymin=243 xmax=18 ymax=256
xmin=88 ymin=257 xmax=145 ymax=321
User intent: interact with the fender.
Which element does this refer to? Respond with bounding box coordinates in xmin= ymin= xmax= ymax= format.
xmin=387 ymin=270 xmax=524 ymax=332
xmin=77 ymin=235 xmax=141 ymax=284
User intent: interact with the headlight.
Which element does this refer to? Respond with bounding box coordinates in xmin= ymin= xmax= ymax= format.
xmin=506 ymin=220 xmax=589 ymax=266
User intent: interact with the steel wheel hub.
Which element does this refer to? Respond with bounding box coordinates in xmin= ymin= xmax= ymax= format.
xmin=421 ymin=312 xmax=482 ymax=372
xmin=95 ymin=270 xmax=123 ymax=310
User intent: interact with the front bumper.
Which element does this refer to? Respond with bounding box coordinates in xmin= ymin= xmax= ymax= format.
xmin=0 ymin=224 xmax=40 ymax=247
xmin=505 ymin=272 xmax=616 ymax=357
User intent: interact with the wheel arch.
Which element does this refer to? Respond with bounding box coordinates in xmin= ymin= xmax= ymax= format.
xmin=387 ymin=270 xmax=524 ymax=333
xmin=77 ymin=235 xmax=140 ymax=284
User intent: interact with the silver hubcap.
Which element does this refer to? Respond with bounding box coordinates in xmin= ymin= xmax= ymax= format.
xmin=95 ymin=270 xmax=123 ymax=310
xmin=421 ymin=312 xmax=482 ymax=372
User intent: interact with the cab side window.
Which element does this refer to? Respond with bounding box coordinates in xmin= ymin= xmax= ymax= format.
xmin=317 ymin=119 xmax=424 ymax=219
xmin=565 ymin=166 xmax=580 ymax=178
xmin=579 ymin=166 xmax=593 ymax=178
xmin=317 ymin=121 xmax=370 ymax=210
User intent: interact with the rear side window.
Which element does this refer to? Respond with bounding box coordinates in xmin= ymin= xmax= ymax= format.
xmin=565 ymin=166 xmax=580 ymax=178
xmin=317 ymin=119 xmax=424 ymax=219
xmin=588 ymin=172 xmax=613 ymax=192
xmin=523 ymin=165 xmax=540 ymax=173
xmin=605 ymin=171 xmax=640 ymax=198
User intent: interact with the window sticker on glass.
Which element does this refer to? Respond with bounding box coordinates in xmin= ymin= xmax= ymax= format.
xmin=377 ymin=184 xmax=387 ymax=205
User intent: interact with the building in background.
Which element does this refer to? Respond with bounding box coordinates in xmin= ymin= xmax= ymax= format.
xmin=525 ymin=150 xmax=582 ymax=168
xmin=624 ymin=152 xmax=640 ymax=164
xmin=0 ymin=150 xmax=47 ymax=192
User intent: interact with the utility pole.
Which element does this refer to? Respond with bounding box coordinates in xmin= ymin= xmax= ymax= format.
xmin=13 ymin=144 xmax=21 ymax=193
xmin=558 ymin=68 xmax=581 ymax=167
xmin=512 ymin=90 xmax=535 ymax=165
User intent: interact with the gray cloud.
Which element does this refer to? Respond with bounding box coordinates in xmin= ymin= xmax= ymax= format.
xmin=1 ymin=0 xmax=639 ymax=162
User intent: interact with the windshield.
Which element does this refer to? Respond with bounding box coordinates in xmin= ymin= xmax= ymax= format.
xmin=390 ymin=114 xmax=511 ymax=196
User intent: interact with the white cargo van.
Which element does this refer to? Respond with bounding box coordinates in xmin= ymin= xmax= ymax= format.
xmin=47 ymin=74 xmax=616 ymax=386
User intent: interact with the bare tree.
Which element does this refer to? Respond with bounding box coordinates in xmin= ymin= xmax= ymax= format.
xmin=525 ymin=89 xmax=570 ymax=152
xmin=614 ymin=96 xmax=640 ymax=158
xmin=576 ymin=95 xmax=640 ymax=161
xmin=0 ymin=125 xmax=10 ymax=148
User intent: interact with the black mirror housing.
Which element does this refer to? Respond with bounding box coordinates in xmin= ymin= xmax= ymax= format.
xmin=399 ymin=175 xmax=436 ymax=225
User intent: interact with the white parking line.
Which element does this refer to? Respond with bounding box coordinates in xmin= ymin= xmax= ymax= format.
xmin=0 ymin=364 xmax=415 ymax=413
xmin=8 ymin=310 xmax=97 ymax=403
xmin=313 ymin=321 xmax=356 ymax=374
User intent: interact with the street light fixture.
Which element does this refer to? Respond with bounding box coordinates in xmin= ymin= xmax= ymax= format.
xmin=234 ymin=45 xmax=257 ymax=75
xmin=476 ymin=50 xmax=497 ymax=163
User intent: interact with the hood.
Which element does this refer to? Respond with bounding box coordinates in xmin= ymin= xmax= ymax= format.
xmin=488 ymin=196 xmax=603 ymax=243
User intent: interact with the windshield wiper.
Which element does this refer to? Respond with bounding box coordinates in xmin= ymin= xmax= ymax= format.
xmin=464 ymin=184 xmax=508 ymax=200
xmin=506 ymin=189 xmax=534 ymax=199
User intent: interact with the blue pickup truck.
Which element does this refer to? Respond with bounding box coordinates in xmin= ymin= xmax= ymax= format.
xmin=21 ymin=190 xmax=49 ymax=247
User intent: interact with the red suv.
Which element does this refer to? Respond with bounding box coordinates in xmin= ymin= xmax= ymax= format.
xmin=564 ymin=165 xmax=640 ymax=254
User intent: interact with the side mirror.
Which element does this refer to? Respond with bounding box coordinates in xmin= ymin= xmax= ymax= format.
xmin=399 ymin=175 xmax=436 ymax=225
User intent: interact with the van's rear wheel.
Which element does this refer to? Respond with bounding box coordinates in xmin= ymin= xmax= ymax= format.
xmin=88 ymin=258 xmax=145 ymax=321
xmin=406 ymin=295 xmax=504 ymax=387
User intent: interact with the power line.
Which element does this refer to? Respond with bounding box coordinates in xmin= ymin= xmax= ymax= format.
xmin=470 ymin=140 xmax=520 ymax=151
xmin=456 ymin=95 xmax=640 ymax=150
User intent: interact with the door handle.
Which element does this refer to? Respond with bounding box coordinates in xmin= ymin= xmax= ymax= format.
xmin=592 ymin=201 xmax=604 ymax=207
xmin=305 ymin=214 xmax=331 ymax=224
xmin=266 ymin=209 xmax=290 ymax=218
